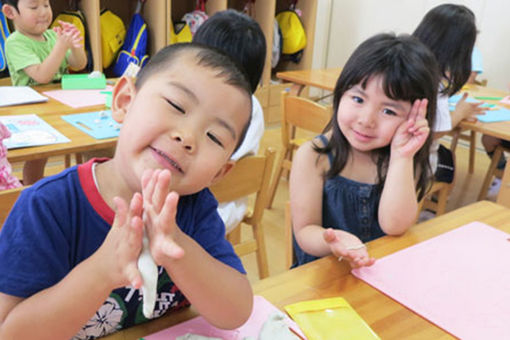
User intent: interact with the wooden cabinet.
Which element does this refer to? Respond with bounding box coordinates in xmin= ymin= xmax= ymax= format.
xmin=34 ymin=1 xmax=317 ymax=122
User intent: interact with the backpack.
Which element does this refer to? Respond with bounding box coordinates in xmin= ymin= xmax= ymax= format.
xmin=100 ymin=9 xmax=126 ymax=69
xmin=51 ymin=10 xmax=93 ymax=72
xmin=0 ymin=11 xmax=10 ymax=77
xmin=169 ymin=21 xmax=192 ymax=43
xmin=276 ymin=9 xmax=306 ymax=55
xmin=181 ymin=0 xmax=208 ymax=36
xmin=112 ymin=13 xmax=148 ymax=76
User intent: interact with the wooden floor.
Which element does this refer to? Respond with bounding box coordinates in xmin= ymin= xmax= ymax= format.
xmin=10 ymin=128 xmax=496 ymax=283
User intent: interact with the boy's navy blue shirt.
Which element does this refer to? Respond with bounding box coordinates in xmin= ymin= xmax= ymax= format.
xmin=0 ymin=159 xmax=244 ymax=339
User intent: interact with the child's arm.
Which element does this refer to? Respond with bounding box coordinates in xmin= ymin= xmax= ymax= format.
xmin=450 ymin=92 xmax=486 ymax=128
xmin=0 ymin=194 xmax=144 ymax=340
xmin=289 ymin=140 xmax=374 ymax=268
xmin=141 ymin=169 xmax=253 ymax=329
xmin=55 ymin=21 xmax=87 ymax=71
xmin=380 ymin=99 xmax=429 ymax=235
xmin=23 ymin=22 xmax=86 ymax=84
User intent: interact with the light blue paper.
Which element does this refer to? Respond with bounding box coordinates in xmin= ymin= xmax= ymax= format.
xmin=477 ymin=107 xmax=510 ymax=123
xmin=61 ymin=110 xmax=121 ymax=139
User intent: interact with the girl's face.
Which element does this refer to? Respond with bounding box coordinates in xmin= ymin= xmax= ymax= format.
xmin=337 ymin=75 xmax=411 ymax=154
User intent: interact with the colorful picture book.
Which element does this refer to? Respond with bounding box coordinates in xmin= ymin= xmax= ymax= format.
xmin=352 ymin=222 xmax=510 ymax=339
xmin=0 ymin=114 xmax=70 ymax=149
xmin=61 ymin=110 xmax=120 ymax=139
xmin=0 ymin=86 xmax=48 ymax=107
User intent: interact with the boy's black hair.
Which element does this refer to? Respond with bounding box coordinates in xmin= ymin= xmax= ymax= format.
xmin=2 ymin=0 xmax=18 ymax=10
xmin=413 ymin=4 xmax=476 ymax=96
xmin=193 ymin=9 xmax=266 ymax=94
xmin=135 ymin=42 xmax=252 ymax=153
xmin=316 ymin=33 xmax=440 ymax=201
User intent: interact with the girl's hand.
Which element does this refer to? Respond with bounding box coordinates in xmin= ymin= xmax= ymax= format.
xmin=323 ymin=228 xmax=375 ymax=268
xmin=142 ymin=169 xmax=185 ymax=265
xmin=95 ymin=193 xmax=144 ymax=289
xmin=456 ymin=92 xmax=486 ymax=122
xmin=391 ymin=98 xmax=430 ymax=158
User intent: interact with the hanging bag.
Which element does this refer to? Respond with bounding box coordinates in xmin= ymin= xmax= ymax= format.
xmin=113 ymin=0 xmax=149 ymax=76
xmin=276 ymin=0 xmax=306 ymax=62
xmin=181 ymin=0 xmax=208 ymax=36
xmin=0 ymin=11 xmax=10 ymax=76
xmin=100 ymin=9 xmax=126 ymax=69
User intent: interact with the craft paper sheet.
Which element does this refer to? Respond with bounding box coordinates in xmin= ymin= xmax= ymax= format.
xmin=352 ymin=222 xmax=510 ymax=340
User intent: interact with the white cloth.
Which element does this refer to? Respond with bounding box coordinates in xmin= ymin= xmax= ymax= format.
xmin=430 ymin=92 xmax=452 ymax=172
xmin=218 ymin=95 xmax=265 ymax=233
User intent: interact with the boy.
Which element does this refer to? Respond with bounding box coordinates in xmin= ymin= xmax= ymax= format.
xmin=2 ymin=0 xmax=88 ymax=185
xmin=0 ymin=43 xmax=253 ymax=339
xmin=193 ymin=9 xmax=266 ymax=233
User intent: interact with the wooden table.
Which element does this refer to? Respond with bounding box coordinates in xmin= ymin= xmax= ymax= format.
xmin=101 ymin=200 xmax=510 ymax=340
xmin=0 ymin=83 xmax=106 ymax=117
xmin=276 ymin=68 xmax=341 ymax=95
xmin=2 ymin=83 xmax=114 ymax=163
xmin=6 ymin=113 xmax=117 ymax=163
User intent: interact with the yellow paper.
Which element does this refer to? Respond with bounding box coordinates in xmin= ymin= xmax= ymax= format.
xmin=284 ymin=297 xmax=380 ymax=340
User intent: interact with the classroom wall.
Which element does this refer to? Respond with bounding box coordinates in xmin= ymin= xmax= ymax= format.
xmin=312 ymin=0 xmax=510 ymax=91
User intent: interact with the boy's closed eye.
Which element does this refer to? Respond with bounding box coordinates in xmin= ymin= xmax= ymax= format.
xmin=166 ymin=99 xmax=185 ymax=114
xmin=207 ymin=132 xmax=224 ymax=148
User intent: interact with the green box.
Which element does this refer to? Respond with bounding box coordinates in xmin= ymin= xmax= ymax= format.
xmin=62 ymin=73 xmax=107 ymax=90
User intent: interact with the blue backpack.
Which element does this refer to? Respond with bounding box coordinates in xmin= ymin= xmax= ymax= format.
xmin=112 ymin=12 xmax=148 ymax=76
xmin=0 ymin=12 xmax=10 ymax=77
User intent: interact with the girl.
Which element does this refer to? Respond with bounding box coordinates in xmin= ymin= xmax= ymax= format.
xmin=289 ymin=33 xmax=439 ymax=268
xmin=413 ymin=4 xmax=485 ymax=183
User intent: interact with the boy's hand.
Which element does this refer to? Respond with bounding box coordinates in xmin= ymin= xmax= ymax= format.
xmin=323 ymin=228 xmax=375 ymax=268
xmin=456 ymin=92 xmax=486 ymax=122
xmin=53 ymin=20 xmax=83 ymax=49
xmin=391 ymin=98 xmax=430 ymax=158
xmin=95 ymin=193 xmax=144 ymax=289
xmin=142 ymin=169 xmax=185 ymax=265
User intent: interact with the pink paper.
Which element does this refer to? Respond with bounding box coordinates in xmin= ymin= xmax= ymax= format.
xmin=143 ymin=295 xmax=305 ymax=339
xmin=43 ymin=86 xmax=112 ymax=108
xmin=352 ymin=222 xmax=510 ymax=340
xmin=500 ymin=96 xmax=510 ymax=106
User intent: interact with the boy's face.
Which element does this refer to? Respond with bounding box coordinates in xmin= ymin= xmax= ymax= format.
xmin=3 ymin=0 xmax=52 ymax=38
xmin=111 ymin=55 xmax=251 ymax=196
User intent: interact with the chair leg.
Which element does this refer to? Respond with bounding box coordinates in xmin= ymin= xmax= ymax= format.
xmin=468 ymin=131 xmax=476 ymax=174
xmin=75 ymin=153 xmax=83 ymax=164
xmin=435 ymin=184 xmax=450 ymax=215
xmin=226 ymin=226 xmax=241 ymax=245
xmin=64 ymin=154 xmax=71 ymax=168
xmin=253 ymin=223 xmax=269 ymax=279
xmin=284 ymin=202 xmax=294 ymax=269
xmin=266 ymin=148 xmax=288 ymax=209
xmin=478 ymin=146 xmax=503 ymax=200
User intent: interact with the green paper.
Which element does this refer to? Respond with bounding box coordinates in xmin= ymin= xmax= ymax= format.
xmin=474 ymin=96 xmax=503 ymax=101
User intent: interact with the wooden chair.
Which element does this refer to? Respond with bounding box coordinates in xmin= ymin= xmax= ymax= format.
xmin=417 ymin=181 xmax=451 ymax=218
xmin=284 ymin=201 xmax=294 ymax=269
xmin=0 ymin=186 xmax=25 ymax=228
xmin=496 ymin=155 xmax=510 ymax=207
xmin=266 ymin=92 xmax=332 ymax=208
xmin=209 ymin=147 xmax=276 ymax=279
xmin=449 ymin=126 xmax=476 ymax=174
xmin=478 ymin=144 xmax=509 ymax=200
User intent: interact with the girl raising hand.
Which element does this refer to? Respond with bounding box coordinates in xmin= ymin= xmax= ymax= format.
xmin=289 ymin=33 xmax=439 ymax=268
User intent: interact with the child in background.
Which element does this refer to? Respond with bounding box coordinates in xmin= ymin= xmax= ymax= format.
xmin=2 ymin=0 xmax=87 ymax=185
xmin=193 ymin=9 xmax=266 ymax=233
xmin=289 ymin=33 xmax=439 ymax=268
xmin=0 ymin=122 xmax=21 ymax=190
xmin=0 ymin=43 xmax=253 ymax=339
xmin=413 ymin=4 xmax=485 ymax=184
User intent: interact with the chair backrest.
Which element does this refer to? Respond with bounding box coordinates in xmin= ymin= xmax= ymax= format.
xmin=0 ymin=186 xmax=25 ymax=228
xmin=211 ymin=147 xmax=276 ymax=224
xmin=209 ymin=147 xmax=276 ymax=279
xmin=281 ymin=91 xmax=332 ymax=149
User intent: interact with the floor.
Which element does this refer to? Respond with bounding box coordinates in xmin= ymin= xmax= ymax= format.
xmin=10 ymin=128 xmax=496 ymax=284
